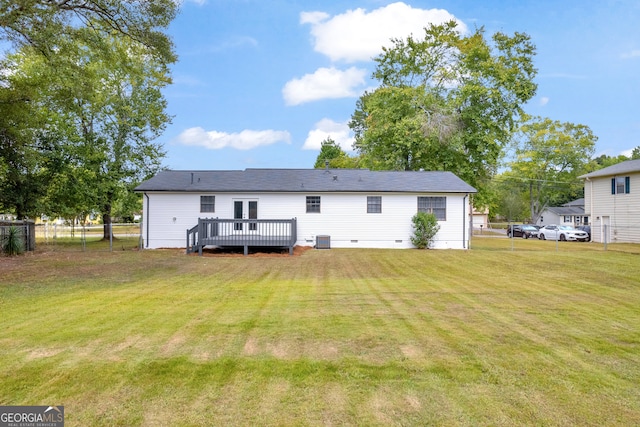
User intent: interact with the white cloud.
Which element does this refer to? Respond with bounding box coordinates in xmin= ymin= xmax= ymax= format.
xmin=176 ymin=127 xmax=291 ymax=150
xmin=300 ymin=11 xmax=329 ymax=25
xmin=621 ymin=49 xmax=640 ymax=59
xmin=539 ymin=96 xmax=549 ymax=106
xmin=301 ymin=2 xmax=466 ymax=63
xmin=283 ymin=66 xmax=367 ymax=105
xmin=302 ymin=119 xmax=354 ymax=151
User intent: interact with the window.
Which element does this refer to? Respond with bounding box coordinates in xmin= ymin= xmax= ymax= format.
xmin=306 ymin=196 xmax=321 ymax=213
xmin=367 ymin=196 xmax=382 ymax=213
xmin=417 ymin=196 xmax=446 ymax=220
xmin=611 ymin=176 xmax=630 ymax=194
xmin=200 ymin=196 xmax=215 ymax=212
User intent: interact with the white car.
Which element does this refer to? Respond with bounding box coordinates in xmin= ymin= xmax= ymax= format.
xmin=537 ymin=225 xmax=589 ymax=242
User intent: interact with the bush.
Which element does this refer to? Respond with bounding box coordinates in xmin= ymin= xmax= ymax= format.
xmin=2 ymin=225 xmax=24 ymax=256
xmin=411 ymin=212 xmax=440 ymax=249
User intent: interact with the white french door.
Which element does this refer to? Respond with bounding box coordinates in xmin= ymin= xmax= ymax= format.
xmin=233 ymin=199 xmax=258 ymax=232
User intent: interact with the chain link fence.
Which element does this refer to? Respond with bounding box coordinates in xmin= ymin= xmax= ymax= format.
xmin=0 ymin=221 xmax=36 ymax=254
xmin=35 ymin=223 xmax=142 ymax=252
xmin=471 ymin=222 xmax=640 ymax=253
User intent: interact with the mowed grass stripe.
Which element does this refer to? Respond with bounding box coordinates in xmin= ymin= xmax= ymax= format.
xmin=1 ymin=241 xmax=639 ymax=425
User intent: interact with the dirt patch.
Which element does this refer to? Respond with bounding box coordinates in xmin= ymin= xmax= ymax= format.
xmin=190 ymin=245 xmax=314 ymax=258
xmin=26 ymin=348 xmax=63 ymax=360
xmin=161 ymin=333 xmax=187 ymax=356
xmin=400 ymin=344 xmax=424 ymax=359
xmin=243 ymin=337 xmax=259 ymax=355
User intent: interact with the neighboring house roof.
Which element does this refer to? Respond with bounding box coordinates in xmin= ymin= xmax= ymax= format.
xmin=135 ymin=169 xmax=477 ymax=194
xmin=579 ymin=159 xmax=640 ymax=179
xmin=542 ymin=206 xmax=585 ymax=216
xmin=562 ymin=198 xmax=584 ymax=207
xmin=540 ymin=198 xmax=585 ymax=217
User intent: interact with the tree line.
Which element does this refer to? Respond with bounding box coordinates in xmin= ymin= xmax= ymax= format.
xmin=0 ymin=0 xmax=176 ymax=238
xmin=2 ymin=7 xmax=636 ymax=232
xmin=315 ymin=21 xmax=639 ymax=223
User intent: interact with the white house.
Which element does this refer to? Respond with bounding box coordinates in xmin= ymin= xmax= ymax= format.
xmin=579 ymin=159 xmax=640 ymax=243
xmin=537 ymin=198 xmax=588 ymax=227
xmin=471 ymin=207 xmax=489 ymax=229
xmin=134 ymin=168 xmax=477 ymax=252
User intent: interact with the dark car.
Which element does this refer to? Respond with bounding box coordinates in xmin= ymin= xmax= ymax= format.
xmin=507 ymin=224 xmax=539 ymax=239
xmin=576 ymin=225 xmax=591 ymax=241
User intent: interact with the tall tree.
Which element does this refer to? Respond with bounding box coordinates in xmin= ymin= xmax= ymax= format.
xmin=506 ymin=116 xmax=597 ymax=222
xmin=0 ymin=0 xmax=176 ymax=64
xmin=350 ymin=21 xmax=537 ymax=204
xmin=52 ymin=32 xmax=170 ymax=238
xmin=590 ymin=153 xmax=631 ymax=169
xmin=313 ymin=138 xmax=360 ymax=169
xmin=0 ymin=50 xmax=65 ymax=219
xmin=0 ymin=1 xmax=175 ymax=228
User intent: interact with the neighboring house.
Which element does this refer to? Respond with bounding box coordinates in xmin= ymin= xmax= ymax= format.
xmin=579 ymin=159 xmax=640 ymax=243
xmin=537 ymin=198 xmax=589 ymax=228
xmin=134 ymin=168 xmax=477 ymax=251
xmin=471 ymin=207 xmax=489 ymax=229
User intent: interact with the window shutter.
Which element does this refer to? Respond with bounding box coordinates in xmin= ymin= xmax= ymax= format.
xmin=611 ymin=178 xmax=616 ymax=194
xmin=625 ymin=176 xmax=630 ymax=194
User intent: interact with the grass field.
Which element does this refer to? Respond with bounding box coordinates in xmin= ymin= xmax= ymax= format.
xmin=1 ymin=238 xmax=639 ymax=426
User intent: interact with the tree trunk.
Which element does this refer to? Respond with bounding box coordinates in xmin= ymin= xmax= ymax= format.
xmin=102 ymin=213 xmax=111 ymax=240
xmin=102 ymin=203 xmax=113 ymax=240
xmin=529 ymin=181 xmax=534 ymax=222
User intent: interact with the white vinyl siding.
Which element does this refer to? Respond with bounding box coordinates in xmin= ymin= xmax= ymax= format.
xmin=584 ymin=173 xmax=640 ymax=243
xmin=142 ymin=192 xmax=471 ymax=249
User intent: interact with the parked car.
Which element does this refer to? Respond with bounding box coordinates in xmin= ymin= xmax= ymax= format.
xmin=537 ymin=225 xmax=589 ymax=241
xmin=576 ymin=225 xmax=591 ymax=241
xmin=507 ymin=224 xmax=539 ymax=239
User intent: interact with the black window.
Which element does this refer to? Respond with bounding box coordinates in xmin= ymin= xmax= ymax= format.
xmin=417 ymin=196 xmax=446 ymax=220
xmin=306 ymin=196 xmax=321 ymax=213
xmin=367 ymin=196 xmax=382 ymax=213
xmin=200 ymin=196 xmax=215 ymax=213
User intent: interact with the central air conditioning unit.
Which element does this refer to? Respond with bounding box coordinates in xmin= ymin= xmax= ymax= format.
xmin=316 ymin=235 xmax=330 ymax=249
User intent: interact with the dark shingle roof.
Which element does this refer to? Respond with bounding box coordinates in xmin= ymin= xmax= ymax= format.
xmin=135 ymin=169 xmax=477 ymax=194
xmin=544 ymin=206 xmax=585 ymax=216
xmin=579 ymin=159 xmax=640 ymax=179
xmin=562 ymin=198 xmax=584 ymax=207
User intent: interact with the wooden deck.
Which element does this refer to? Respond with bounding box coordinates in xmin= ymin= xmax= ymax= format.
xmin=187 ymin=218 xmax=297 ymax=256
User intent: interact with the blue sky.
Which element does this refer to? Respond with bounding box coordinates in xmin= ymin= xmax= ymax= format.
xmin=163 ymin=0 xmax=640 ymax=171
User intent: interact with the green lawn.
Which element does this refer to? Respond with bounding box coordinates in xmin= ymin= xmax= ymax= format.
xmin=1 ymin=239 xmax=639 ymax=426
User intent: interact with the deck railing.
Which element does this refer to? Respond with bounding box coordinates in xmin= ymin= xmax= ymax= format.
xmin=187 ymin=218 xmax=297 ymax=256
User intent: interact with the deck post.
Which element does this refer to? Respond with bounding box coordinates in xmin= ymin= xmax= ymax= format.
xmin=290 ymin=218 xmax=297 ymax=256
xmin=198 ymin=218 xmax=203 ymax=256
